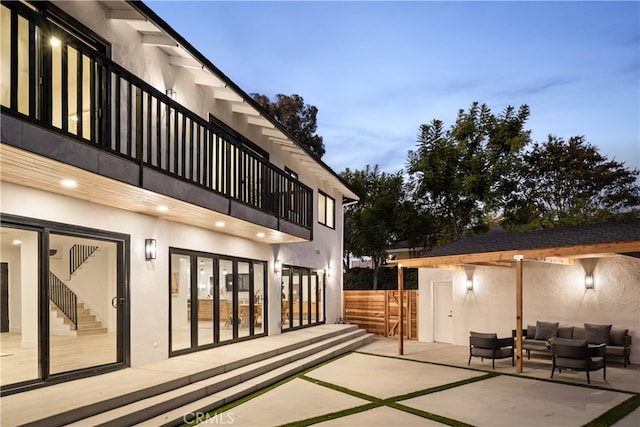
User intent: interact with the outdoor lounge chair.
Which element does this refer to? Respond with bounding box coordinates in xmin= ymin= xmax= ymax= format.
xmin=550 ymin=337 xmax=606 ymax=384
xmin=468 ymin=331 xmax=515 ymax=369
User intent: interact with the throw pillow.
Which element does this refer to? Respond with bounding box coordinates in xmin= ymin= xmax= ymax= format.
xmin=585 ymin=323 xmax=612 ymax=345
xmin=526 ymin=324 xmax=536 ymax=339
xmin=534 ymin=321 xmax=558 ymax=340
xmin=609 ymin=329 xmax=628 ymax=346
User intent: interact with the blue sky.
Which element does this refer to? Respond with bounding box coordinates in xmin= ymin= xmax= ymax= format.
xmin=148 ymin=1 xmax=640 ymax=176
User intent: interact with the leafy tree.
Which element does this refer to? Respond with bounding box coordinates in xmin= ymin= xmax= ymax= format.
xmin=252 ymin=93 xmax=325 ymax=158
xmin=502 ymin=135 xmax=640 ymax=231
xmin=341 ymin=165 xmax=407 ymax=289
xmin=407 ymin=102 xmax=531 ymax=243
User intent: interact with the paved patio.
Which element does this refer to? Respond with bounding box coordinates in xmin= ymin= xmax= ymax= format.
xmin=209 ymin=336 xmax=640 ymax=427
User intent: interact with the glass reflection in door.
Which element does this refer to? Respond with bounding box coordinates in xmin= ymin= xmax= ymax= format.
xmin=197 ymin=257 xmax=214 ymax=346
xmin=48 ymin=234 xmax=118 ymax=375
xmin=219 ymin=259 xmax=235 ymax=342
xmin=170 ymin=253 xmax=191 ymax=352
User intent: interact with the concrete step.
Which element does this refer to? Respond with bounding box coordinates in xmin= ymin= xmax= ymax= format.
xmin=76 ymin=327 xmax=108 ymax=336
xmin=62 ymin=328 xmax=373 ymax=427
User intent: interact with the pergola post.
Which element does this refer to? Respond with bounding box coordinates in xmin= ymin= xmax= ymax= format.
xmin=515 ymin=255 xmax=523 ymax=373
xmin=398 ymin=264 xmax=404 ymax=355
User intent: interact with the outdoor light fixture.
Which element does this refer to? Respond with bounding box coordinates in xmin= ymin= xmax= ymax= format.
xmin=585 ymin=273 xmax=594 ymax=290
xmin=327 ymin=265 xmax=333 ymax=278
xmin=145 ymin=239 xmax=157 ymax=260
xmin=466 ymin=278 xmax=474 ymax=291
xmin=166 ymin=88 xmax=176 ymax=100
xmin=275 ymin=259 xmax=282 ymax=274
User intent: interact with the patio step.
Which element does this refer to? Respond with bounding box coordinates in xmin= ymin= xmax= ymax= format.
xmin=34 ymin=326 xmax=373 ymax=427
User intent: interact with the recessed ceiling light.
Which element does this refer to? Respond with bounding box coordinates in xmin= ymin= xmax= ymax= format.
xmin=50 ymin=37 xmax=60 ymax=47
xmin=61 ymin=179 xmax=77 ymax=188
xmin=215 ymin=221 xmax=225 ymax=228
xmin=256 ymin=232 xmax=266 ymax=238
xmin=157 ymin=205 xmax=168 ymax=212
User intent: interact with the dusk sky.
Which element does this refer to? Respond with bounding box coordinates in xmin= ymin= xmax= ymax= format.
xmin=148 ymin=1 xmax=640 ymax=176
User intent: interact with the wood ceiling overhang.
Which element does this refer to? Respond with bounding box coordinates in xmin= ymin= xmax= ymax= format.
xmin=393 ymin=240 xmax=640 ymax=269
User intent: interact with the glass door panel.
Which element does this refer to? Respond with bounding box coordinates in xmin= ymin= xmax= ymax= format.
xmin=301 ymin=272 xmax=310 ymax=326
xmin=291 ymin=268 xmax=301 ymax=327
xmin=170 ymin=253 xmax=191 ymax=352
xmin=281 ymin=267 xmax=290 ymax=330
xmin=310 ymin=273 xmax=318 ymax=324
xmin=196 ymin=257 xmax=214 ymax=347
xmin=48 ymin=234 xmax=118 ymax=375
xmin=237 ymin=261 xmax=250 ymax=339
xmin=253 ymin=263 xmax=265 ymax=335
xmin=0 ymin=227 xmax=40 ymax=386
xmin=219 ymin=259 xmax=234 ymax=342
xmin=318 ymin=273 xmax=325 ymax=323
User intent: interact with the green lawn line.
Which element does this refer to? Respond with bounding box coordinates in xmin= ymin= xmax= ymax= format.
xmin=276 ymin=401 xmax=382 ymax=427
xmin=386 ymin=401 xmax=475 ymax=427
xmin=299 ymin=375 xmax=383 ymax=402
xmin=583 ymin=394 xmax=640 ymax=427
xmin=385 ymin=372 xmax=498 ymax=402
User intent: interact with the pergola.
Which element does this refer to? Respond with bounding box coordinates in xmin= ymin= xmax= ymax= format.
xmin=393 ymin=219 xmax=640 ymax=372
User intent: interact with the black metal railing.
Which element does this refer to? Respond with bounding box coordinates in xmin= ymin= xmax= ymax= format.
xmin=69 ymin=244 xmax=99 ymax=277
xmin=0 ymin=2 xmax=312 ymax=229
xmin=49 ymin=272 xmax=77 ymax=330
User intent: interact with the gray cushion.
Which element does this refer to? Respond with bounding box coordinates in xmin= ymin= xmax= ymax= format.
xmin=470 ymin=331 xmax=497 ymax=339
xmin=557 ymin=326 xmax=573 ymax=339
xmin=573 ymin=327 xmax=585 ymax=340
xmin=609 ymin=328 xmax=628 ymax=346
xmin=534 ymin=321 xmax=558 ymax=340
xmin=585 ymin=323 xmax=612 ymax=345
xmin=526 ymin=325 xmax=536 ymax=339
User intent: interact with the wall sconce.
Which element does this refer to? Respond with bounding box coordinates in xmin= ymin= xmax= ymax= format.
xmin=274 ymin=259 xmax=282 ymax=274
xmin=166 ymin=89 xmax=177 ymax=100
xmin=585 ymin=273 xmax=594 ymax=290
xmin=327 ymin=265 xmax=333 ymax=278
xmin=145 ymin=239 xmax=157 ymax=260
xmin=466 ymin=278 xmax=474 ymax=291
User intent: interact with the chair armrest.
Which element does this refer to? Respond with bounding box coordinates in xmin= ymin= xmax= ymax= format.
xmin=623 ymin=335 xmax=631 ymax=346
xmin=498 ymin=337 xmax=514 ymax=347
xmin=588 ymin=343 xmax=606 ymax=357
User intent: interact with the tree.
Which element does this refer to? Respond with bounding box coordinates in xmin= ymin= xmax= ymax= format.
xmin=341 ymin=165 xmax=407 ymax=289
xmin=252 ymin=93 xmax=325 ymax=158
xmin=502 ymin=135 xmax=640 ymax=231
xmin=407 ymin=102 xmax=531 ymax=243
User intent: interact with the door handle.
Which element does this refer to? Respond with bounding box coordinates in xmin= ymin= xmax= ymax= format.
xmin=448 ymin=311 xmax=453 ymax=317
xmin=111 ymin=297 xmax=123 ymax=308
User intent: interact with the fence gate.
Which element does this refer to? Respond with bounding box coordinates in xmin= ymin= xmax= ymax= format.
xmin=343 ymin=290 xmax=418 ymax=339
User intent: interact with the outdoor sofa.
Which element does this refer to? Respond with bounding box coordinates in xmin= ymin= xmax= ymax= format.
xmin=512 ymin=321 xmax=632 ymax=367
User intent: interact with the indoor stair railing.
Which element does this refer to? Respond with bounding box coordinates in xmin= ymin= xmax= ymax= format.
xmin=49 ymin=272 xmax=78 ymax=330
xmin=69 ymin=245 xmax=99 ymax=277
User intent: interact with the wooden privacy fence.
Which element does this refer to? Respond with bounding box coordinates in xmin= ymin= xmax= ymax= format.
xmin=343 ymin=290 xmax=418 ymax=339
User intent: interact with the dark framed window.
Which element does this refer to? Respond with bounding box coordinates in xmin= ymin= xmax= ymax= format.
xmin=317 ymin=191 xmax=335 ymax=229
xmin=281 ymin=266 xmax=325 ymax=331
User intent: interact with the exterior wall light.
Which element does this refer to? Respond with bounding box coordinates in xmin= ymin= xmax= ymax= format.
xmin=145 ymin=239 xmax=157 ymax=260
xmin=166 ymin=89 xmax=176 ymax=100
xmin=274 ymin=259 xmax=282 ymax=274
xmin=585 ymin=273 xmax=594 ymax=290
xmin=327 ymin=265 xmax=333 ymax=278
xmin=466 ymin=278 xmax=474 ymax=291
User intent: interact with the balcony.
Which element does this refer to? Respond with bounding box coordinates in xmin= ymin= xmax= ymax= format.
xmin=0 ymin=2 xmax=312 ymax=242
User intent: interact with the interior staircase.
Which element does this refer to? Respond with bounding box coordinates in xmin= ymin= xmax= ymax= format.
xmin=10 ymin=325 xmax=373 ymax=427
xmin=50 ymin=300 xmax=108 ymax=335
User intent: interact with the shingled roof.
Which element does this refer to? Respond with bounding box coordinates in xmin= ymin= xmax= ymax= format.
xmin=397 ymin=218 xmax=640 ymax=268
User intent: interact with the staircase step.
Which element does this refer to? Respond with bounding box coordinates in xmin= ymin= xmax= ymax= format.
xmin=77 ymin=321 xmax=103 ymax=330
xmin=58 ymin=327 xmax=372 ymax=427
xmin=76 ymin=327 xmax=108 ymax=336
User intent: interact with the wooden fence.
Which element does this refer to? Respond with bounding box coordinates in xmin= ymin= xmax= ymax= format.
xmin=343 ymin=290 xmax=418 ymax=339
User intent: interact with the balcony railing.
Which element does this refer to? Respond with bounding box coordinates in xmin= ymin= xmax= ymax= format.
xmin=0 ymin=2 xmax=312 ymax=229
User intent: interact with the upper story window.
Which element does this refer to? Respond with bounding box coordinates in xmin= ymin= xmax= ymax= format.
xmin=317 ymin=191 xmax=335 ymax=229
xmin=285 ymin=168 xmax=298 ymax=180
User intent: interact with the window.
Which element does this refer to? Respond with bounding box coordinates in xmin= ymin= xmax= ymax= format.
xmin=318 ymin=191 xmax=335 ymax=228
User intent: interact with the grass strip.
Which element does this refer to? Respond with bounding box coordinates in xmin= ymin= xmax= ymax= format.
xmin=583 ymin=394 xmax=640 ymax=427
xmin=386 ymin=372 xmax=498 ymax=402
xmin=386 ymin=401 xmax=475 ymax=427
xmin=277 ymin=401 xmax=382 ymax=427
xmin=299 ymin=375 xmax=383 ymax=402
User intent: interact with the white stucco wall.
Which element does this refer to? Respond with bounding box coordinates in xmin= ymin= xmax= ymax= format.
xmin=2 ymin=182 xmax=344 ymax=366
xmin=419 ymin=256 xmax=640 ymax=364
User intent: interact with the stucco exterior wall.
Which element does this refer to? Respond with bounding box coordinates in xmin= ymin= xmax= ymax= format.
xmin=419 ymin=256 xmax=640 ymax=364
xmin=2 ymin=181 xmax=343 ymax=366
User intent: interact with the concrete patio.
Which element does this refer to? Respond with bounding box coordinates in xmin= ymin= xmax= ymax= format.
xmin=214 ymin=335 xmax=640 ymax=427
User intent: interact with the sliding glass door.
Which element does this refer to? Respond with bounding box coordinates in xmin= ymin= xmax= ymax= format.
xmin=281 ymin=266 xmax=325 ymax=331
